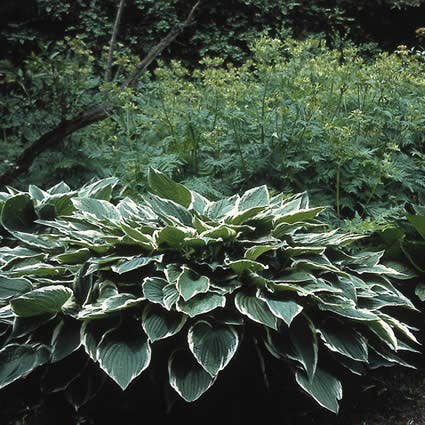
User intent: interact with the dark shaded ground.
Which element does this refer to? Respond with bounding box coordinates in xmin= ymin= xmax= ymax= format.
xmin=3 ymin=311 xmax=425 ymax=425
xmin=3 ymin=363 xmax=425 ymax=425
xmin=335 ymin=368 xmax=425 ymax=425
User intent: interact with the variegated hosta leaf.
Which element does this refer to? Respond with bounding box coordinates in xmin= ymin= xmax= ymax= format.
xmin=50 ymin=319 xmax=82 ymax=363
xmin=319 ymin=305 xmax=378 ymax=322
xmin=163 ymin=283 xmax=180 ymax=310
xmin=156 ymin=226 xmax=190 ymax=248
xmin=368 ymin=319 xmax=398 ymax=350
xmin=295 ymin=368 xmax=343 ymax=413
xmin=259 ymin=291 xmax=303 ymax=326
xmin=168 ymin=349 xmax=215 ymax=402
xmin=234 ymin=291 xmax=278 ymax=330
xmin=78 ymin=177 xmax=118 ymax=200
xmin=238 ymin=185 xmax=270 ymax=212
xmin=142 ymin=305 xmax=187 ymax=342
xmin=289 ymin=316 xmax=318 ymax=379
xmin=319 ymin=325 xmax=368 ymax=362
xmin=143 ymin=277 xmax=168 ymax=306
xmin=200 ymin=225 xmax=237 ymax=240
xmin=206 ymin=195 xmax=239 ymax=220
xmin=0 ymin=276 xmax=33 ymax=301
xmin=80 ymin=318 xmax=120 ymax=362
xmin=72 ymin=198 xmax=120 ymax=221
xmin=177 ymin=293 xmax=226 ymax=318
xmin=148 ymin=168 xmax=192 ymax=208
xmin=78 ymin=293 xmax=143 ymax=320
xmin=1 ymin=194 xmax=36 ymax=233
xmin=227 ymin=259 xmax=268 ymax=273
xmin=188 ymin=320 xmax=239 ymax=376
xmin=164 ymin=264 xmax=182 ymax=283
xmin=229 ymin=186 xmax=269 ymax=225
xmin=54 ymin=248 xmax=91 ymax=265
xmin=176 ymin=268 xmax=210 ymax=301
xmin=244 ymin=245 xmax=277 ymax=261
xmin=11 ymin=286 xmax=73 ymax=317
xmin=97 ymin=326 xmax=151 ymax=390
xmin=147 ymin=194 xmax=192 ymax=226
xmin=0 ymin=343 xmax=50 ymax=389
xmin=273 ymin=207 xmax=324 ymax=227
xmin=111 ymin=255 xmax=163 ymax=274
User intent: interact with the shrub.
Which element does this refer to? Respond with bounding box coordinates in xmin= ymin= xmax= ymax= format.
xmin=2 ymin=37 xmax=425 ymax=224
xmin=379 ymin=203 xmax=425 ymax=300
xmin=86 ymin=37 xmax=425 ymax=226
xmin=0 ymin=37 xmax=105 ymax=187
xmin=0 ymin=170 xmax=418 ymax=413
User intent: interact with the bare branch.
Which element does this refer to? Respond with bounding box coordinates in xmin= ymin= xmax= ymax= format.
xmin=0 ymin=1 xmax=202 ymax=187
xmin=105 ymin=0 xmax=126 ymax=82
xmin=122 ymin=0 xmax=201 ymax=88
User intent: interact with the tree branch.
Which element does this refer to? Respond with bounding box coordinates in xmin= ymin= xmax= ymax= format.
xmin=0 ymin=1 xmax=201 ymax=187
xmin=105 ymin=0 xmax=126 ymax=82
xmin=0 ymin=107 xmax=107 ymax=186
xmin=122 ymin=0 xmax=200 ymax=88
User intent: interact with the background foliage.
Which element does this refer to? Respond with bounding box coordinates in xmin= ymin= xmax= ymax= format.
xmin=1 ymin=36 xmax=424 ymax=230
xmin=1 ymin=0 xmax=425 ymax=64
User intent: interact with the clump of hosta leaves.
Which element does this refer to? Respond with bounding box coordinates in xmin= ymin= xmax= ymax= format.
xmin=0 ymin=170 xmax=419 ymax=413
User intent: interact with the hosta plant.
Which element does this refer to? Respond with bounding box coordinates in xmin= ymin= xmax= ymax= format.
xmin=0 ymin=170 xmax=419 ymax=413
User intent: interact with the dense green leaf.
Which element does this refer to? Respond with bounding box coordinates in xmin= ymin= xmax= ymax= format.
xmin=407 ymin=214 xmax=425 ymax=239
